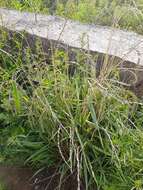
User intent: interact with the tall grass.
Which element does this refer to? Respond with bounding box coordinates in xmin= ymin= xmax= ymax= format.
xmin=1 ymin=1 xmax=143 ymax=190
xmin=0 ymin=29 xmax=143 ymax=189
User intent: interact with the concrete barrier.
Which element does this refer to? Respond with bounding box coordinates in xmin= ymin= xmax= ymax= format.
xmin=0 ymin=8 xmax=143 ymax=65
xmin=0 ymin=8 xmax=143 ymax=97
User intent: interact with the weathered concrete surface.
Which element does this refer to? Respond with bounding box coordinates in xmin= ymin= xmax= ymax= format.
xmin=0 ymin=8 xmax=143 ymax=65
xmin=1 ymin=8 xmax=143 ymax=97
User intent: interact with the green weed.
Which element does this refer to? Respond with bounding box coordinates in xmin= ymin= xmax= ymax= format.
xmin=0 ymin=182 xmax=6 ymax=190
xmin=0 ymin=39 xmax=142 ymax=189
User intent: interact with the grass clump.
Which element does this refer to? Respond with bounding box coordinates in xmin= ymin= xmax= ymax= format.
xmin=1 ymin=1 xmax=143 ymax=190
xmin=0 ymin=31 xmax=143 ymax=189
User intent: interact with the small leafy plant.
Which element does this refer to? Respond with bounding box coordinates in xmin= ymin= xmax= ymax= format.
xmin=0 ymin=182 xmax=6 ymax=190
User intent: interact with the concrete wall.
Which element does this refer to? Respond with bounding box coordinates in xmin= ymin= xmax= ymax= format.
xmin=0 ymin=8 xmax=143 ymax=65
xmin=0 ymin=8 xmax=143 ymax=96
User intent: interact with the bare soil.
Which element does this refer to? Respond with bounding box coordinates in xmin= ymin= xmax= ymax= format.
xmin=0 ymin=166 xmax=85 ymax=190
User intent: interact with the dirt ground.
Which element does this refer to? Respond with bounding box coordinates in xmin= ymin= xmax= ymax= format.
xmin=0 ymin=166 xmax=85 ymax=190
